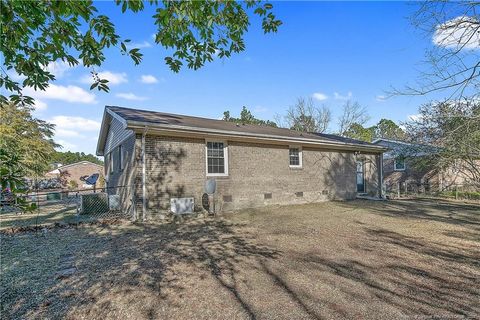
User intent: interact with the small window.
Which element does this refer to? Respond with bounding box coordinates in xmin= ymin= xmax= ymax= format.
xmin=289 ymin=147 xmax=302 ymax=167
xmin=394 ymin=158 xmax=406 ymax=171
xmin=118 ymin=145 xmax=124 ymax=171
xmin=206 ymin=141 xmax=228 ymax=176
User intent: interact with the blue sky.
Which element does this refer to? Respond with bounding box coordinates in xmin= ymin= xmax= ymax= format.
xmin=26 ymin=1 xmax=450 ymax=155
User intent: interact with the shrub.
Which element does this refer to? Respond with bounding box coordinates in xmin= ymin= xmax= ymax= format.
xmin=68 ymin=180 xmax=78 ymax=190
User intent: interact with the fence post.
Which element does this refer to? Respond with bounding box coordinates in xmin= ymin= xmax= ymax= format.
xmin=397 ymin=182 xmax=401 ymax=198
xmin=455 ymin=184 xmax=458 ymax=200
xmin=405 ymin=182 xmax=408 ymax=196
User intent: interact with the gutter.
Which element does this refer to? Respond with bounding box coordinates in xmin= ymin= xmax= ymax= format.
xmin=127 ymin=121 xmax=388 ymax=154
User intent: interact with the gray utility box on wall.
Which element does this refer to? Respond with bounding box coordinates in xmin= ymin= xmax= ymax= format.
xmin=170 ymin=197 xmax=194 ymax=214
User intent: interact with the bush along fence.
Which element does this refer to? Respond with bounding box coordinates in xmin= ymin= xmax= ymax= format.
xmin=385 ymin=182 xmax=480 ymax=201
xmin=0 ymin=185 xmax=134 ymax=231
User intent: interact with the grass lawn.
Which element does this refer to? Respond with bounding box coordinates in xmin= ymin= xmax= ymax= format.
xmin=1 ymin=199 xmax=479 ymax=319
xmin=0 ymin=203 xmax=79 ymax=230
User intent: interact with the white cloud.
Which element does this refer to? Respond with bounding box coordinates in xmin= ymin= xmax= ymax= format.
xmin=49 ymin=116 xmax=101 ymax=132
xmin=334 ymin=91 xmax=353 ymax=100
xmin=140 ymin=75 xmax=159 ymax=84
xmin=56 ymin=129 xmax=83 ymax=138
xmin=45 ymin=61 xmax=75 ymax=78
xmin=127 ymin=41 xmax=152 ymax=49
xmin=312 ymin=92 xmax=328 ymax=101
xmin=116 ymin=92 xmax=148 ymax=101
xmin=49 ymin=116 xmax=101 ymax=152
xmin=80 ymin=71 xmax=128 ymax=85
xmin=376 ymin=95 xmax=387 ymax=102
xmin=24 ymin=84 xmax=96 ymax=104
xmin=408 ymin=114 xmax=423 ymax=122
xmin=56 ymin=139 xmax=77 ymax=151
xmin=33 ymin=99 xmax=48 ymax=111
xmin=433 ymin=16 xmax=480 ymax=50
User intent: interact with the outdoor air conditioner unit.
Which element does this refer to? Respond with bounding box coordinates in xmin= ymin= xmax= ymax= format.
xmin=109 ymin=195 xmax=121 ymax=210
xmin=170 ymin=197 xmax=194 ymax=214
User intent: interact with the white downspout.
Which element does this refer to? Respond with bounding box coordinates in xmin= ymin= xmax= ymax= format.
xmin=142 ymin=126 xmax=149 ymax=221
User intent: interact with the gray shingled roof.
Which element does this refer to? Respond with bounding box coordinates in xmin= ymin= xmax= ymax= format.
xmin=107 ymin=105 xmax=379 ymax=148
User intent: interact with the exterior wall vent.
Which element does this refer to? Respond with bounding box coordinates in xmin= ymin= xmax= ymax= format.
xmin=322 ymin=190 xmax=329 ymax=195
xmin=295 ymin=192 xmax=304 ymax=197
xmin=264 ymin=193 xmax=272 ymax=199
xmin=223 ymin=195 xmax=233 ymax=202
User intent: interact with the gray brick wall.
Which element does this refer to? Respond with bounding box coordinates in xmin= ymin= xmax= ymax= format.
xmin=137 ymin=135 xmax=381 ymax=217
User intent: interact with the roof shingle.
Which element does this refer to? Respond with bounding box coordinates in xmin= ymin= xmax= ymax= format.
xmin=107 ymin=105 xmax=378 ymax=148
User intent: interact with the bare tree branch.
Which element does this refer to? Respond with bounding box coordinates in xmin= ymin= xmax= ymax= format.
xmin=281 ymin=97 xmax=332 ymax=133
xmin=337 ymin=100 xmax=370 ymax=136
xmin=392 ymin=1 xmax=480 ymax=101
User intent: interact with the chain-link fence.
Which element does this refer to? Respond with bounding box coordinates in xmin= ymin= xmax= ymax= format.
xmin=0 ymin=185 xmax=134 ymax=231
xmin=385 ymin=181 xmax=480 ymax=201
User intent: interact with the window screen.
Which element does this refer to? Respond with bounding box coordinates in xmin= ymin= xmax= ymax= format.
xmin=207 ymin=142 xmax=225 ymax=174
xmin=289 ymin=148 xmax=300 ymax=166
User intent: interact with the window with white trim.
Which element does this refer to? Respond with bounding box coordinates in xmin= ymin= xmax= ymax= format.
xmin=289 ymin=147 xmax=302 ymax=167
xmin=394 ymin=157 xmax=405 ymax=171
xmin=206 ymin=141 xmax=228 ymax=176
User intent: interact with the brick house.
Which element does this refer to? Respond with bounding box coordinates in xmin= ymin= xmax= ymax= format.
xmin=372 ymin=138 xmax=475 ymax=193
xmin=96 ymin=106 xmax=386 ymax=219
xmin=46 ymin=161 xmax=104 ymax=189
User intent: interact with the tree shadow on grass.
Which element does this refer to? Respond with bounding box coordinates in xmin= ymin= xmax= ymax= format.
xmin=297 ymin=226 xmax=480 ymax=318
xmin=350 ymin=198 xmax=480 ymax=231
xmin=25 ymin=219 xmax=280 ymax=319
xmin=0 ymin=204 xmax=78 ymax=229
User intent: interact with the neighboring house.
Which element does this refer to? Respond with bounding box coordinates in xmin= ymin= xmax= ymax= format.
xmin=46 ymin=161 xmax=104 ymax=189
xmin=96 ymin=106 xmax=386 ymax=219
xmin=372 ymin=138 xmax=474 ymax=192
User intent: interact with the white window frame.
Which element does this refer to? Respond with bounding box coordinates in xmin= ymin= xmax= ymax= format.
xmin=205 ymin=140 xmax=229 ymax=177
xmin=289 ymin=146 xmax=303 ymax=168
xmin=394 ymin=158 xmax=406 ymax=171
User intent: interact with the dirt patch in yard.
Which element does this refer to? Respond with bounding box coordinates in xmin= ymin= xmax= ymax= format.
xmin=1 ymin=200 xmax=479 ymax=319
